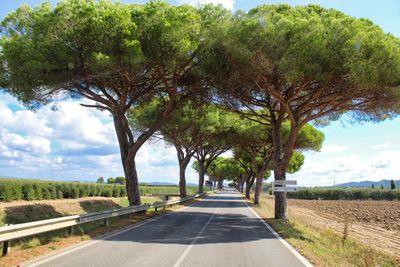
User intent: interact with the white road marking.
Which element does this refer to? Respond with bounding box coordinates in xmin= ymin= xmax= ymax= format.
xmin=172 ymin=207 xmax=220 ymax=267
xmin=242 ymin=197 xmax=314 ymax=267
xmin=25 ymin=200 xmax=203 ymax=267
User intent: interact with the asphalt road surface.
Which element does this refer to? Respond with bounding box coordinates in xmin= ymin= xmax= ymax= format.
xmin=26 ymin=189 xmax=311 ymax=267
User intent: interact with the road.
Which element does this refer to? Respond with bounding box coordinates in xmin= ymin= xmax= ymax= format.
xmin=26 ymin=190 xmax=311 ymax=267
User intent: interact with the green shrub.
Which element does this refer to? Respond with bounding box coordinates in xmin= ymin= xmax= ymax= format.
xmin=112 ymin=186 xmax=121 ymax=198
xmin=0 ymin=178 xmax=201 ymax=202
xmin=287 ymin=188 xmax=400 ymax=201
xmin=120 ymin=187 xmax=127 ymax=197
xmin=0 ymin=185 xmax=13 ymax=202
xmin=102 ymin=187 xmax=113 ymax=197
xmin=22 ymin=184 xmax=36 ymax=201
xmin=42 ymin=187 xmax=52 ymax=199
xmin=57 ymin=190 xmax=63 ymax=199
xmin=71 ymin=185 xmax=79 ymax=199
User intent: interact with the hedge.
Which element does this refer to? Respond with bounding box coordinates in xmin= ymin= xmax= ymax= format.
xmin=287 ymin=188 xmax=400 ymax=201
xmin=0 ymin=179 xmax=202 ymax=202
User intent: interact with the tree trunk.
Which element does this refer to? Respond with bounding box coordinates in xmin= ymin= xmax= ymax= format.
xmin=272 ymin=120 xmax=286 ymax=220
xmin=124 ymin=156 xmax=141 ymax=205
xmin=179 ymin=163 xmax=187 ymax=198
xmin=245 ymin=180 xmax=251 ymax=199
xmin=240 ymin=181 xmax=244 ymax=193
xmin=254 ymin=173 xmax=264 ymax=205
xmin=245 ymin=175 xmax=256 ymax=199
xmin=175 ymin=146 xmax=193 ymax=198
xmin=197 ymin=160 xmax=206 ymax=194
xmin=274 ymin=165 xmax=287 ymax=218
xmin=217 ymin=180 xmax=223 ymax=189
xmin=113 ymin=114 xmax=141 ymax=206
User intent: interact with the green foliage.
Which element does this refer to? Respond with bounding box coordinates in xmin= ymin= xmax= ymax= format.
xmin=207 ymin=157 xmax=242 ymax=182
xmin=107 ymin=177 xmax=115 ymax=184
xmin=112 ymin=186 xmax=121 ymax=198
xmin=390 ymin=179 xmax=396 ymax=189
xmin=130 ymin=101 xmax=236 ymax=152
xmin=287 ymin=152 xmax=305 ymax=174
xmin=0 ymin=178 xmax=207 ymax=202
xmin=287 ymin=188 xmax=400 ymax=200
xmin=115 ymin=177 xmax=126 ymax=185
xmin=97 ymin=177 xmax=104 ymax=184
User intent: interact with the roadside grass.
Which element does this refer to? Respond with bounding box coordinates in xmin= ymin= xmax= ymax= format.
xmin=0 ymin=196 xmax=198 ymax=267
xmin=247 ymin=196 xmax=398 ymax=267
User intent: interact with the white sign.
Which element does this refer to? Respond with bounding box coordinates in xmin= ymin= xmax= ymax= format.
xmin=273 ymin=180 xmax=297 ymax=186
xmin=274 ymin=186 xmax=301 ymax=192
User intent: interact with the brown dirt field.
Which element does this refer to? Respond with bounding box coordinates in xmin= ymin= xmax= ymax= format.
xmin=280 ymin=198 xmax=400 ymax=260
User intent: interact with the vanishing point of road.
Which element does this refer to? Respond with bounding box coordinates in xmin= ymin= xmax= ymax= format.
xmin=26 ymin=190 xmax=312 ymax=267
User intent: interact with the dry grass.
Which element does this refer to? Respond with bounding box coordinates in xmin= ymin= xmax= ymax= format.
xmin=248 ymin=195 xmax=398 ymax=267
xmin=0 ymin=197 xmax=197 ymax=267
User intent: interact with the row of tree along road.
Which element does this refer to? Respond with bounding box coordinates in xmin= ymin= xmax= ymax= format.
xmin=1 ymin=0 xmax=399 ymax=221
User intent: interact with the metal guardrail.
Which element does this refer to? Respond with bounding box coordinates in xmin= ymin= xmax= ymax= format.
xmin=0 ymin=193 xmax=205 ymax=256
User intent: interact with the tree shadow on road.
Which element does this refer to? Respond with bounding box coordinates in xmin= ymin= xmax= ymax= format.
xmin=101 ymin=211 xmax=295 ymax=245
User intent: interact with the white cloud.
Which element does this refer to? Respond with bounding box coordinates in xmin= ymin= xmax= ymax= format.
xmin=371 ymin=142 xmax=390 ymax=150
xmin=320 ymin=144 xmax=349 ymax=153
xmin=176 ymin=0 xmax=235 ymax=10
xmin=0 ymin=93 xmax=198 ymax=184
xmin=289 ymin=150 xmax=400 ymax=187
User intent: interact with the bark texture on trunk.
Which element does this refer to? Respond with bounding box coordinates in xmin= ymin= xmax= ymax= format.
xmin=245 ymin=181 xmax=251 ymax=199
xmin=179 ymin=163 xmax=187 ymax=198
xmin=254 ymin=173 xmax=264 ymax=205
xmin=272 ymin=120 xmax=286 ymax=220
xmin=245 ymin=176 xmax=255 ymax=199
xmin=176 ymin=145 xmax=194 ymax=198
xmin=113 ymin=114 xmax=142 ymax=206
xmin=217 ymin=180 xmax=223 ymax=189
xmin=125 ymin=157 xmax=141 ymax=205
xmin=197 ymin=160 xmax=205 ymax=194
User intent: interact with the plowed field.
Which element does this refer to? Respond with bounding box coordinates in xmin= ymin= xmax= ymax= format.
xmin=280 ymin=198 xmax=400 ymax=260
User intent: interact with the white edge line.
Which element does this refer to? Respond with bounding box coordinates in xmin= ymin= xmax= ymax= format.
xmin=24 ymin=198 xmax=204 ymax=267
xmin=242 ymin=198 xmax=314 ymax=267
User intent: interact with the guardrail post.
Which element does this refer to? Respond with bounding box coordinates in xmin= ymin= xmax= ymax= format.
xmin=155 ymin=207 xmax=158 ymax=212
xmin=104 ymin=218 xmax=109 ymax=227
xmin=2 ymin=241 xmax=9 ymax=256
xmin=69 ymin=226 xmax=74 ymax=235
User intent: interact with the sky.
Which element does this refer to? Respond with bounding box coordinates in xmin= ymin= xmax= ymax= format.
xmin=0 ymin=0 xmax=400 ymax=186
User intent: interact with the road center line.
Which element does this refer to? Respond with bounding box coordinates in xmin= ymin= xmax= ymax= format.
xmin=172 ymin=206 xmax=220 ymax=267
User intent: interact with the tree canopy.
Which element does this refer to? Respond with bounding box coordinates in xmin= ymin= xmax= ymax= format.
xmin=202 ymin=3 xmax=400 ymax=219
xmin=0 ymin=0 xmax=207 ymax=205
xmin=1 ymin=1 xmax=399 ymax=218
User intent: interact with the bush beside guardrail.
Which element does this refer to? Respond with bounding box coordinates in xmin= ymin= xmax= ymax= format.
xmin=0 ymin=193 xmax=206 ymax=256
xmin=287 ymin=188 xmax=400 ymax=200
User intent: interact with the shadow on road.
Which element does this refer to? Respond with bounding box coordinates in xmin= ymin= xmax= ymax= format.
xmin=94 ymin=191 xmax=309 ymax=245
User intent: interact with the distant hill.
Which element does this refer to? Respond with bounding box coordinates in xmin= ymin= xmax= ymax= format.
xmin=336 ymin=179 xmax=400 ymax=189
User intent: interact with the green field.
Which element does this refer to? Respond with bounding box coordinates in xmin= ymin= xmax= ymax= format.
xmin=287 ymin=187 xmax=400 ymax=201
xmin=0 ymin=178 xmax=203 ymax=202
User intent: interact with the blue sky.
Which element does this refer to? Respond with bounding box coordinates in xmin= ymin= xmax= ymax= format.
xmin=1 ymin=0 xmax=400 ymax=186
